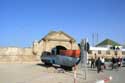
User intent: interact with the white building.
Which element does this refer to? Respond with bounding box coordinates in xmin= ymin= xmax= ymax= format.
xmin=88 ymin=39 xmax=125 ymax=59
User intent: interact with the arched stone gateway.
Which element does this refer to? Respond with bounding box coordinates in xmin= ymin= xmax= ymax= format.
xmin=51 ymin=45 xmax=67 ymax=55
xmin=33 ymin=31 xmax=79 ymax=56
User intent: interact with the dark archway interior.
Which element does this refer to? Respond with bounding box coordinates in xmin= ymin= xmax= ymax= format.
xmin=51 ymin=46 xmax=67 ymax=55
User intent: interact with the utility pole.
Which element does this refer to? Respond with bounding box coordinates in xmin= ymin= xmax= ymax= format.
xmin=80 ymin=38 xmax=90 ymax=80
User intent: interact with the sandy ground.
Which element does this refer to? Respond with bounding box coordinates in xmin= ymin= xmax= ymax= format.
xmin=0 ymin=63 xmax=110 ymax=83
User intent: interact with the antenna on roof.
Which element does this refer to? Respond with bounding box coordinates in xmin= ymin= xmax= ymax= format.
xmin=92 ymin=33 xmax=94 ymax=46
xmin=92 ymin=32 xmax=99 ymax=47
xmin=96 ymin=32 xmax=99 ymax=45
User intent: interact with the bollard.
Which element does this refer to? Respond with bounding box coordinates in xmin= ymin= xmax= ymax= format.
xmin=74 ymin=64 xmax=77 ymax=83
xmin=96 ymin=76 xmax=112 ymax=83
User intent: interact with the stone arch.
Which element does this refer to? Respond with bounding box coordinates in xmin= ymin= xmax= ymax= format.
xmin=51 ymin=45 xmax=67 ymax=55
xmin=34 ymin=31 xmax=79 ymax=56
xmin=42 ymin=39 xmax=78 ymax=52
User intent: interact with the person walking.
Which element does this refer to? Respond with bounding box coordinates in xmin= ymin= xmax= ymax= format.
xmin=117 ymin=56 xmax=122 ymax=69
xmin=111 ymin=56 xmax=117 ymax=69
xmin=111 ymin=56 xmax=115 ymax=69
xmin=95 ymin=57 xmax=102 ymax=73
xmin=91 ymin=57 xmax=95 ymax=68
xmin=101 ymin=56 xmax=106 ymax=70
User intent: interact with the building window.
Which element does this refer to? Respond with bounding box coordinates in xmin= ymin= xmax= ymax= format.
xmin=98 ymin=50 xmax=101 ymax=54
xmin=88 ymin=50 xmax=92 ymax=54
xmin=106 ymin=51 xmax=110 ymax=55
xmin=122 ymin=51 xmax=125 ymax=55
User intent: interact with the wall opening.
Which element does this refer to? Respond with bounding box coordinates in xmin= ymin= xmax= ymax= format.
xmin=51 ymin=46 xmax=67 ymax=55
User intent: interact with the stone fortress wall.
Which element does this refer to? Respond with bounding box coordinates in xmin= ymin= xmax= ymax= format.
xmin=0 ymin=31 xmax=124 ymax=63
xmin=0 ymin=47 xmax=37 ymax=62
xmin=0 ymin=31 xmax=79 ymax=62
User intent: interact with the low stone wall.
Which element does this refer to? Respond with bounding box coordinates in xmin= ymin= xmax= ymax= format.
xmin=0 ymin=47 xmax=40 ymax=63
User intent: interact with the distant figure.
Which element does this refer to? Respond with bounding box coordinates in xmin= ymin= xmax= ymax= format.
xmin=111 ymin=56 xmax=117 ymax=69
xmin=91 ymin=57 xmax=95 ymax=68
xmin=111 ymin=56 xmax=115 ymax=69
xmin=95 ymin=57 xmax=102 ymax=73
xmin=94 ymin=53 xmax=98 ymax=67
xmin=101 ymin=56 xmax=106 ymax=70
xmin=94 ymin=53 xmax=97 ymax=60
xmin=118 ymin=56 xmax=122 ymax=68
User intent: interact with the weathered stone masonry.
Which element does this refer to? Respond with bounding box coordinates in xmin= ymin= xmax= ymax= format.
xmin=0 ymin=31 xmax=79 ymax=62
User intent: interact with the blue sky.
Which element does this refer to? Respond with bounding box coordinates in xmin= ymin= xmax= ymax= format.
xmin=0 ymin=0 xmax=125 ymax=47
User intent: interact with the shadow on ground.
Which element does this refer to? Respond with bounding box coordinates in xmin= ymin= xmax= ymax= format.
xmin=36 ymin=63 xmax=61 ymax=69
xmin=36 ymin=63 xmax=73 ymax=71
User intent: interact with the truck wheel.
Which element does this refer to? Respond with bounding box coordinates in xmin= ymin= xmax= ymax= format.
xmin=44 ymin=63 xmax=52 ymax=66
xmin=61 ymin=65 xmax=72 ymax=71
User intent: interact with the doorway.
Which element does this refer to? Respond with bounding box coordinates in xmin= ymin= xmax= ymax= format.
xmin=51 ymin=46 xmax=67 ymax=55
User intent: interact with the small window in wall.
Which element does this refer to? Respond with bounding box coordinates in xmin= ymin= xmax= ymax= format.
xmin=98 ymin=50 xmax=101 ymax=54
xmin=88 ymin=50 xmax=92 ymax=54
xmin=106 ymin=51 xmax=110 ymax=55
xmin=122 ymin=51 xmax=125 ymax=55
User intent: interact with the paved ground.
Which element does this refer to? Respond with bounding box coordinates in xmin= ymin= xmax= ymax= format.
xmin=0 ymin=62 xmax=125 ymax=83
